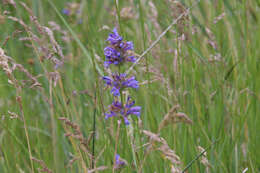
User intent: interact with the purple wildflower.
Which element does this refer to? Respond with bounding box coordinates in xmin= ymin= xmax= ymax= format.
xmin=119 ymin=41 xmax=134 ymax=51
xmin=114 ymin=154 xmax=126 ymax=169
xmin=105 ymin=97 xmax=141 ymax=125
xmin=123 ymin=97 xmax=141 ymax=125
xmin=62 ymin=9 xmax=70 ymax=16
xmin=104 ymin=28 xmax=136 ymax=67
xmin=125 ymin=55 xmax=136 ymax=62
xmin=105 ymin=101 xmax=122 ymax=119
xmin=103 ymin=73 xmax=139 ymax=96
xmin=104 ymin=47 xmax=122 ymax=67
xmin=107 ymin=28 xmax=123 ymax=45
xmin=103 ymin=26 xmax=141 ymax=126
xmin=125 ymin=97 xmax=141 ymax=117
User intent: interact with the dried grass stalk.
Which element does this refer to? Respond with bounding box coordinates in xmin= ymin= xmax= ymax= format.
xmin=3 ymin=0 xmax=16 ymax=8
xmin=120 ymin=7 xmax=136 ymax=20
xmin=213 ymin=12 xmax=225 ymax=24
xmin=0 ymin=47 xmax=42 ymax=90
xmin=158 ymin=105 xmax=192 ymax=131
xmin=66 ymin=156 xmax=79 ymax=168
xmin=0 ymin=13 xmax=5 ymax=24
xmin=148 ymin=1 xmax=161 ymax=34
xmin=7 ymin=2 xmax=65 ymax=70
xmin=197 ymin=146 xmax=211 ymax=173
xmin=7 ymin=111 xmax=20 ymax=120
xmin=31 ymin=157 xmax=53 ymax=173
xmin=88 ymin=166 xmax=108 ymax=173
xmin=169 ymin=0 xmax=190 ymax=41
xmin=143 ymin=130 xmax=182 ymax=170
xmin=140 ymin=65 xmax=173 ymax=96
xmin=58 ymin=117 xmax=92 ymax=157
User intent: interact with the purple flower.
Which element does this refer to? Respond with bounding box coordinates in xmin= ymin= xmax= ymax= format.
xmin=122 ymin=76 xmax=139 ymax=89
xmin=115 ymin=154 xmax=125 ymax=165
xmin=105 ymin=97 xmax=141 ymax=125
xmin=114 ymin=154 xmax=126 ymax=169
xmin=103 ymin=73 xmax=139 ymax=96
xmin=105 ymin=101 xmax=122 ymax=119
xmin=62 ymin=9 xmax=70 ymax=16
xmin=104 ymin=47 xmax=121 ymax=58
xmin=119 ymin=41 xmax=134 ymax=51
xmin=124 ymin=97 xmax=141 ymax=118
xmin=103 ymin=26 xmax=141 ymax=126
xmin=103 ymin=76 xmax=112 ymax=85
xmin=107 ymin=28 xmax=123 ymax=45
xmin=104 ymin=28 xmax=136 ymax=67
xmin=125 ymin=56 xmax=136 ymax=62
xmin=104 ymin=47 xmax=122 ymax=67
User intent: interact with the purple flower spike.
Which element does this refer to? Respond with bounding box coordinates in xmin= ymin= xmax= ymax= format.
xmin=104 ymin=97 xmax=141 ymax=125
xmin=103 ymin=28 xmax=136 ymax=67
xmin=102 ymin=73 xmax=139 ymax=96
xmin=107 ymin=28 xmax=123 ymax=45
xmin=103 ymin=26 xmax=140 ymax=126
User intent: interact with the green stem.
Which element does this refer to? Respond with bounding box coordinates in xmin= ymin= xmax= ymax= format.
xmin=114 ymin=0 xmax=123 ymax=33
xmin=126 ymin=126 xmax=138 ymax=170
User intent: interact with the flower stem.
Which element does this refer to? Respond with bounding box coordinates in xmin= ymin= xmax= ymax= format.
xmin=112 ymin=120 xmax=121 ymax=173
xmin=126 ymin=126 xmax=138 ymax=171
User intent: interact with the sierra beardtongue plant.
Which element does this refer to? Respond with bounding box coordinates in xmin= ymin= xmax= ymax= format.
xmin=103 ymin=28 xmax=141 ymax=125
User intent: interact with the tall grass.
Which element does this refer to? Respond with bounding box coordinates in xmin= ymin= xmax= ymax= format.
xmin=0 ymin=0 xmax=259 ymax=172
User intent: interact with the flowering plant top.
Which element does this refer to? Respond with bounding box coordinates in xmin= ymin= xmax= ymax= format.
xmin=103 ymin=27 xmax=141 ymax=126
xmin=104 ymin=28 xmax=136 ymax=68
xmin=105 ymin=97 xmax=141 ymax=125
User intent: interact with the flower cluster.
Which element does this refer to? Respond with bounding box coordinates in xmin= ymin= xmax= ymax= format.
xmin=105 ymin=97 xmax=141 ymax=125
xmin=103 ymin=73 xmax=138 ymax=96
xmin=114 ymin=154 xmax=127 ymax=169
xmin=104 ymin=28 xmax=136 ymax=68
xmin=103 ymin=28 xmax=140 ymax=125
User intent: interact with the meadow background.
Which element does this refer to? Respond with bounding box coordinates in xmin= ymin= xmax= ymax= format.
xmin=0 ymin=0 xmax=259 ymax=172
